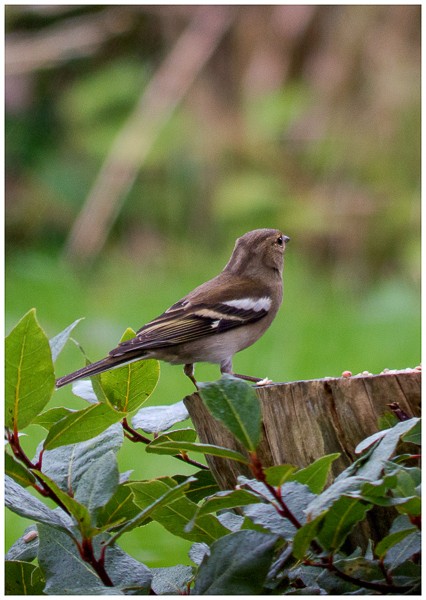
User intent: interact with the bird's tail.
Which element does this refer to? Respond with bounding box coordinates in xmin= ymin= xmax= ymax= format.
xmin=55 ymin=353 xmax=142 ymax=388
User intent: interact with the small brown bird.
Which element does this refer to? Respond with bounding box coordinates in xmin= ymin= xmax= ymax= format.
xmin=56 ymin=229 xmax=290 ymax=389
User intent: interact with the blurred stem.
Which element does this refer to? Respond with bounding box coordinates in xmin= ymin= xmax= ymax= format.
xmin=64 ymin=5 xmax=236 ymax=264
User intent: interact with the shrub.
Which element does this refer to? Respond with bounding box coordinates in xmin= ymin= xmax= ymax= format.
xmin=5 ymin=310 xmax=421 ymax=594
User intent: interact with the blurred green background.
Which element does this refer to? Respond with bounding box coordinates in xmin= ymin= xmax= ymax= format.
xmin=5 ymin=5 xmax=420 ymax=567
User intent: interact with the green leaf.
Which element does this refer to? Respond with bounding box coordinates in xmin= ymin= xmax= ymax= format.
xmin=149 ymin=427 xmax=197 ymax=445
xmin=173 ymin=470 xmax=219 ymax=504
xmin=5 ymin=475 xmax=73 ymax=532
xmin=5 ymin=452 xmax=36 ymax=487
xmin=199 ymin=375 xmax=261 ymax=451
xmin=33 ymin=406 xmax=75 ymax=430
xmin=146 ymin=439 xmax=249 ymax=463
xmin=34 ymin=471 xmax=94 ymax=537
xmin=292 ymin=453 xmax=340 ymax=493
xmin=378 ymin=411 xmax=399 ymax=430
xmin=317 ymin=496 xmax=371 ymax=552
xmin=129 ymin=477 xmax=229 ymax=543
xmin=189 ymin=542 xmax=210 ymax=566
xmin=383 ymin=531 xmax=421 ymax=570
xmin=43 ymin=402 xmax=126 ymax=450
xmin=37 ymin=524 xmax=104 ymax=594
xmin=217 ymin=511 xmax=244 ymax=532
xmin=103 ymin=543 xmax=152 ymax=593
xmin=393 ymin=464 xmax=419 ymax=492
xmin=100 ymin=328 xmax=160 ymax=412
xmin=5 ymin=309 xmax=55 ymax=430
xmin=243 ymin=481 xmax=315 ymax=539
xmin=90 ymin=372 xmax=113 ymax=405
xmin=5 ymin=561 xmax=45 ymax=595
xmin=38 ymin=524 xmax=151 ymax=593
xmin=74 ymin=451 xmax=119 ymax=518
xmin=306 ymin=442 xmax=420 ymax=519
xmin=360 ymin=473 xmax=397 ymax=499
xmin=318 ymin=557 xmax=383 ymax=594
xmin=193 ymin=530 xmax=277 ymax=594
xmin=306 ymin=476 xmax=368 ymax=519
xmin=151 ymin=565 xmax=193 ymax=595
xmin=396 ymin=496 xmax=421 ymax=516
xmin=375 ymin=527 xmax=418 ymax=559
xmin=97 ymin=484 xmax=142 ymax=532
xmin=390 ymin=467 xmax=421 ymax=516
xmin=145 ymin=428 xmax=197 ymax=455
xmin=264 ymin=464 xmax=297 ymax=486
xmin=196 ymin=489 xmax=262 ymax=519
xmin=69 ymin=349 xmax=113 ymax=408
xmin=71 ymin=380 xmax=98 ymax=403
xmin=132 ymin=399 xmax=189 ymax=433
xmin=390 ymin=562 xmax=421 ymax=591
xmin=292 ymin=516 xmax=324 ymax=560
xmin=49 ymin=318 xmax=84 ymax=362
xmin=402 ymin=420 xmax=421 ymax=445
xmin=6 ymin=525 xmax=38 ymax=562
xmin=40 ymin=423 xmax=123 ymax=492
xmin=107 ymin=476 xmax=197 ymax=545
xmin=355 ymin=429 xmax=389 ymax=454
xmin=356 ymin=418 xmax=420 ymax=480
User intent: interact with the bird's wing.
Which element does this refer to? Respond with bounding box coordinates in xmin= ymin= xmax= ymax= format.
xmin=109 ymin=296 xmax=271 ymax=357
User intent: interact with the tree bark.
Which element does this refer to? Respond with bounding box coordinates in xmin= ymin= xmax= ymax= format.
xmin=184 ymin=369 xmax=420 ymax=547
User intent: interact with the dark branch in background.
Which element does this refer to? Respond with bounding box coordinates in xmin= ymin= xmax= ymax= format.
xmin=5 ymin=7 xmax=134 ymax=76
xmin=387 ymin=402 xmax=411 ymax=421
xmin=122 ymin=418 xmax=209 ymax=470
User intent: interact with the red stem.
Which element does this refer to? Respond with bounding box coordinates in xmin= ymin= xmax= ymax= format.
xmin=305 ymin=558 xmax=411 ymax=594
xmin=121 ymin=418 xmax=208 ymax=470
xmin=249 ymin=452 xmax=302 ymax=529
xmin=7 ymin=429 xmax=71 ymax=513
xmin=79 ymin=538 xmax=114 ymax=587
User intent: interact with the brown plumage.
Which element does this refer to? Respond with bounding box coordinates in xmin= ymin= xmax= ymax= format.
xmin=56 ymin=229 xmax=290 ymax=389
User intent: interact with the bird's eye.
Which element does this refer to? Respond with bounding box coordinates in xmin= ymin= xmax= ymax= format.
xmin=276 ymin=235 xmax=283 ymax=246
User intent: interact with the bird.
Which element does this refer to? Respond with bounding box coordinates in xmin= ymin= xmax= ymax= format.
xmin=56 ymin=228 xmax=290 ymax=389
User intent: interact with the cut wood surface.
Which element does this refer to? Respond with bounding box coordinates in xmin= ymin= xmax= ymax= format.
xmin=184 ymin=370 xmax=421 ymax=491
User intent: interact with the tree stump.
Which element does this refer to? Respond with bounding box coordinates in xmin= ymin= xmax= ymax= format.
xmin=184 ymin=369 xmax=420 ymax=488
xmin=184 ymin=369 xmax=421 ymax=545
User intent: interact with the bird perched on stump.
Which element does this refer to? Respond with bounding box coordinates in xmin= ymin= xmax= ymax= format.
xmin=56 ymin=228 xmax=290 ymax=389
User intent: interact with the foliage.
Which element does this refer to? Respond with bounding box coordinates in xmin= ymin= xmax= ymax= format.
xmin=5 ymin=311 xmax=421 ymax=594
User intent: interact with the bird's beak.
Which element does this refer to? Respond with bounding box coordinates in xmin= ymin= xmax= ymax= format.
xmin=283 ymin=235 xmax=290 ymax=244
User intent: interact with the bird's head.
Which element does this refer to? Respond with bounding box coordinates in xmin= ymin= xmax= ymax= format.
xmin=225 ymin=228 xmax=290 ymax=278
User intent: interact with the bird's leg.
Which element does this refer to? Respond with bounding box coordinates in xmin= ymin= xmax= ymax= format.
xmin=220 ymin=358 xmax=272 ymax=385
xmin=184 ymin=363 xmax=198 ymax=389
xmin=220 ymin=358 xmax=233 ymax=377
